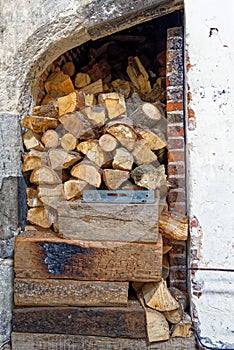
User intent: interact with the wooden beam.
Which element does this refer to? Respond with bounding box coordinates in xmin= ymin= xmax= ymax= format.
xmin=14 ymin=279 xmax=128 ymax=307
xmin=11 ymin=332 xmax=197 ymax=350
xmin=58 ymin=201 xmax=159 ymax=242
xmin=14 ymin=231 xmax=162 ymax=282
xmin=12 ymin=300 xmax=146 ymax=338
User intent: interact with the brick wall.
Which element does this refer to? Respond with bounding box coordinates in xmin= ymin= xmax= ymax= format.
xmin=166 ymin=27 xmax=187 ymax=291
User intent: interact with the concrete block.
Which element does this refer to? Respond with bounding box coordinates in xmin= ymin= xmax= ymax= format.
xmin=0 ymin=259 xmax=13 ymax=345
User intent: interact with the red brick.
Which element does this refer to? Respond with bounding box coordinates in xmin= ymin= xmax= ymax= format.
xmin=167 ymin=101 xmax=183 ymax=113
xmin=170 ymin=243 xmax=186 ymax=255
xmin=167 ymin=125 xmax=184 ymax=137
xmin=167 ymin=177 xmax=185 ymax=189
xmin=169 ymin=254 xmax=187 ymax=266
xmin=168 ymin=163 xmax=185 ymax=175
xmin=168 ymin=151 xmax=185 ymax=162
xmin=168 ymin=190 xmax=186 ymax=203
xmin=167 ymin=112 xmax=184 ymax=124
xmin=169 ymin=268 xmax=187 ymax=281
xmin=168 ymin=138 xmax=184 ymax=149
xmin=169 ymin=202 xmax=186 ymax=215
xmin=169 ymin=281 xmax=187 ymax=292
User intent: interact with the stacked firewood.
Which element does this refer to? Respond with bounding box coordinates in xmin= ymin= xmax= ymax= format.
xmin=14 ymin=33 xmax=192 ymax=347
xmin=22 ymin=55 xmax=168 ymax=231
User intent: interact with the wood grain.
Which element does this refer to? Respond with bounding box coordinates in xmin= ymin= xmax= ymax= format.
xmin=58 ymin=201 xmax=159 ymax=242
xmin=14 ymin=278 xmax=128 ymax=307
xmin=14 ymin=231 xmax=162 ymax=282
xmin=12 ymin=300 xmax=146 ymax=338
xmin=11 ymin=333 xmax=197 ymax=350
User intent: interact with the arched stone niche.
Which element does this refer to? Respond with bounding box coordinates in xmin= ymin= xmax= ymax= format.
xmin=6 ymin=0 xmax=183 ymax=114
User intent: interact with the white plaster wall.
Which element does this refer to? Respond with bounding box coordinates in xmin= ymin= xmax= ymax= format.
xmin=185 ymin=0 xmax=234 ymax=346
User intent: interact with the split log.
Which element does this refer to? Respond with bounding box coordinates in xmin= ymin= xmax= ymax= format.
xmin=14 ymin=230 xmax=162 ymax=281
xmin=105 ymin=122 xmax=137 ymax=151
xmin=163 ymin=308 xmax=182 ymax=325
xmin=42 ymin=90 xmax=65 ymax=105
xmin=23 ymin=130 xmax=44 ymax=151
xmin=132 ymin=140 xmax=157 ymax=165
xmin=171 ymin=313 xmax=193 ymax=338
xmin=99 ymin=134 xmax=118 ymax=152
xmin=41 ymin=129 xmax=59 ymax=148
xmin=48 ymin=149 xmax=81 ymax=170
xmin=45 ymin=69 xmax=75 ymax=95
xmin=58 ymin=91 xmax=85 ymax=116
xmin=84 ymin=93 xmax=96 ymax=107
xmin=22 ymin=151 xmax=44 ymax=172
xmin=61 ymin=61 xmax=75 ymax=77
xmin=143 ymin=83 xmax=166 ymax=103
xmin=14 ymin=279 xmax=128 ymax=307
xmin=38 ymin=184 xmax=65 ymax=207
xmin=113 ymin=147 xmax=134 ymax=171
xmin=26 ymin=187 xmax=43 ymax=208
xmin=137 ymin=129 xmax=167 ymax=150
xmin=84 ymin=106 xmax=106 ymax=127
xmin=86 ymin=145 xmax=110 ymax=168
xmin=99 ymin=92 xmax=126 ymax=119
xmin=77 ymin=140 xmax=99 ymax=154
xmin=27 ymin=206 xmax=57 ymax=229
xmin=30 ymin=166 xmax=61 ymax=185
xmin=74 ymin=72 xmax=91 ymax=88
xmin=111 ymin=79 xmax=131 ymax=98
xmin=61 ymin=133 xmax=77 ymax=151
xmin=142 ymin=280 xmax=179 ymax=311
xmin=21 ymin=116 xmax=59 ymax=133
xmin=159 ymin=210 xmax=188 ymax=241
xmin=59 ymin=112 xmax=95 ymax=139
xmin=71 ymin=161 xmax=102 ymax=187
xmin=80 ymin=79 xmax=103 ymax=95
xmin=88 ymin=60 xmax=111 ymax=82
xmin=131 ymin=164 xmax=167 ymax=190
xmin=138 ymin=291 xmax=169 ymax=343
xmin=32 ymin=100 xmax=59 ymax=119
xmin=169 ymin=287 xmax=189 ymax=311
xmin=63 ymin=179 xmax=89 ymax=200
xmin=12 ymin=300 xmax=146 ymax=338
xmin=126 ymin=56 xmax=151 ymax=94
xmin=103 ymin=169 xmax=130 ymax=190
xmin=58 ymin=200 xmax=159 ymax=242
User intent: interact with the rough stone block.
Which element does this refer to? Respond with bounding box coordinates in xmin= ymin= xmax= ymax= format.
xmin=0 ymin=237 xmax=15 ymax=259
xmin=0 ymin=259 xmax=13 ymax=345
xmin=0 ymin=113 xmax=22 ymax=187
xmin=0 ymin=177 xmax=18 ymax=240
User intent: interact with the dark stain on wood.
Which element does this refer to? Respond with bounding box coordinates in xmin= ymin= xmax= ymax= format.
xmin=12 ymin=301 xmax=146 ymax=338
xmin=39 ymin=242 xmax=94 ymax=276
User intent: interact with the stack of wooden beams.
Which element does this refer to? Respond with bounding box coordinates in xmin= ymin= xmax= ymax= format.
xmin=12 ymin=33 xmax=191 ymax=349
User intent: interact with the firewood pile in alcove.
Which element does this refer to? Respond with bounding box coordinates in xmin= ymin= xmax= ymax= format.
xmin=13 ymin=25 xmax=192 ymax=345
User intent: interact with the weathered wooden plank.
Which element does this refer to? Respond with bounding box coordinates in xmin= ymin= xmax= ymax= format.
xmin=14 ymin=231 xmax=162 ymax=282
xmin=11 ymin=332 xmax=197 ymax=350
xmin=12 ymin=301 xmax=146 ymax=338
xmin=58 ymin=201 xmax=159 ymax=242
xmin=14 ymin=278 xmax=128 ymax=307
